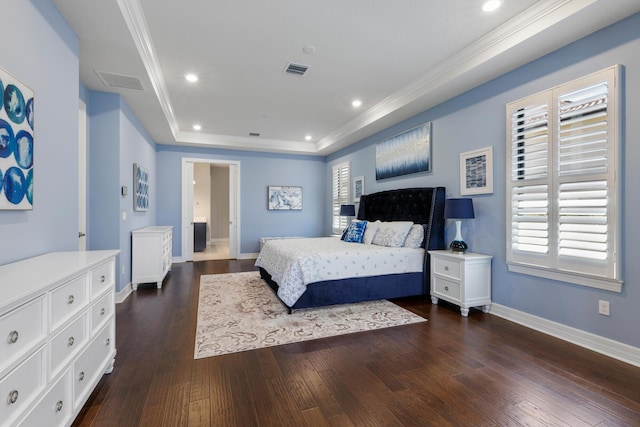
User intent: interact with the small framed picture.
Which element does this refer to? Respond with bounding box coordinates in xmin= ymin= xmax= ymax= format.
xmin=460 ymin=146 xmax=493 ymax=195
xmin=353 ymin=176 xmax=365 ymax=202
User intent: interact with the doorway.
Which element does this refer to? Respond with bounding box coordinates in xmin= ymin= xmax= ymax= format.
xmin=181 ymin=158 xmax=240 ymax=262
xmin=193 ymin=163 xmax=230 ymax=261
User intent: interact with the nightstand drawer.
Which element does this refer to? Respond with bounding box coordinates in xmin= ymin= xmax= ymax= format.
xmin=433 ymin=257 xmax=461 ymax=280
xmin=433 ymin=276 xmax=460 ymax=300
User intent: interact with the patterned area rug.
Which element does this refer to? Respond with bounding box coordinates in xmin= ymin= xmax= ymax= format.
xmin=194 ymin=271 xmax=426 ymax=358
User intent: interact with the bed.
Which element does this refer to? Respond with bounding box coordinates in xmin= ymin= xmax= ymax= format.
xmin=255 ymin=187 xmax=446 ymax=313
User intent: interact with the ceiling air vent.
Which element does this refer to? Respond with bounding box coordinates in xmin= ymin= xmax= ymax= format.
xmin=284 ymin=62 xmax=310 ymax=76
xmin=96 ymin=70 xmax=145 ymax=91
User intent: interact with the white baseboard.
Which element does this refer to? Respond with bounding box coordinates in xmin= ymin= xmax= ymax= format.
xmin=239 ymin=252 xmax=259 ymax=260
xmin=116 ymin=282 xmax=133 ymax=303
xmin=490 ymin=303 xmax=640 ymax=368
xmin=209 ymin=238 xmax=229 ymax=245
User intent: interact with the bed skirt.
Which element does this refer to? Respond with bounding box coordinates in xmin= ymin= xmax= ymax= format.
xmin=259 ymin=267 xmax=425 ymax=313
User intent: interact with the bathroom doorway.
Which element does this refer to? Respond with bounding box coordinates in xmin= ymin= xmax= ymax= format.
xmin=181 ymin=158 xmax=240 ymax=262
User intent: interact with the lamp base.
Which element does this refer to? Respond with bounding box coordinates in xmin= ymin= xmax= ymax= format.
xmin=449 ymin=240 xmax=468 ymax=253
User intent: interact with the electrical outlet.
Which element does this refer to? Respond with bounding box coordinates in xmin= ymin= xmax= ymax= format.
xmin=121 ymin=265 xmax=125 ymax=276
xmin=598 ymin=300 xmax=610 ymax=316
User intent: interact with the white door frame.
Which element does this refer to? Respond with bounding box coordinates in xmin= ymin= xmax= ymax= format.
xmin=78 ymin=99 xmax=87 ymax=251
xmin=181 ymin=157 xmax=241 ymax=261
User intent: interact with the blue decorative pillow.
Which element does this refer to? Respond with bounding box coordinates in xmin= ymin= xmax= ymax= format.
xmin=341 ymin=221 xmax=367 ymax=243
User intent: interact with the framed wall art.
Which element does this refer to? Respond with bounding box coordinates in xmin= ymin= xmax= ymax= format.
xmin=353 ymin=176 xmax=364 ymax=202
xmin=460 ymin=146 xmax=493 ymax=195
xmin=134 ymin=163 xmax=149 ymax=211
xmin=0 ymin=66 xmax=34 ymax=210
xmin=375 ymin=122 xmax=431 ymax=180
xmin=268 ymin=185 xmax=302 ymax=210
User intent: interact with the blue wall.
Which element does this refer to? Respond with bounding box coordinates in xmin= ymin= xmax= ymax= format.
xmin=156 ymin=146 xmax=326 ymax=255
xmin=327 ymin=13 xmax=640 ymax=349
xmin=0 ymin=1 xmax=80 ymax=264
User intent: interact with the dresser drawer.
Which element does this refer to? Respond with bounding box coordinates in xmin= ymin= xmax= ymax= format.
xmin=433 ymin=257 xmax=461 ymax=280
xmin=19 ymin=368 xmax=71 ymax=427
xmin=0 ymin=296 xmax=46 ymax=376
xmin=91 ymin=260 xmax=115 ymax=299
xmin=51 ymin=313 xmax=88 ymax=379
xmin=51 ymin=275 xmax=88 ymax=331
xmin=90 ymin=292 xmax=114 ymax=335
xmin=433 ymin=276 xmax=461 ymax=300
xmin=73 ymin=323 xmax=114 ymax=408
xmin=0 ymin=346 xmax=46 ymax=426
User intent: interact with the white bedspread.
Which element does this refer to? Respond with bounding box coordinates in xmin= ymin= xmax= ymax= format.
xmin=254 ymin=237 xmax=425 ymax=307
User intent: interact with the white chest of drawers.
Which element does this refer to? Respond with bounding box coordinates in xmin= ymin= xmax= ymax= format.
xmin=428 ymin=250 xmax=492 ymax=317
xmin=0 ymin=250 xmax=119 ymax=427
xmin=131 ymin=226 xmax=173 ymax=290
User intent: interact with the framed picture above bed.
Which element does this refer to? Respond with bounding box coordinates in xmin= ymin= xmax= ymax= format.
xmin=460 ymin=146 xmax=493 ymax=195
xmin=268 ymin=185 xmax=302 ymax=210
xmin=375 ymin=122 xmax=431 ymax=180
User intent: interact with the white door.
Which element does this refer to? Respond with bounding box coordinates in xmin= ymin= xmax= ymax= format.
xmin=228 ymin=164 xmax=238 ymax=258
xmin=78 ymin=100 xmax=87 ymax=251
xmin=182 ymin=161 xmax=194 ymax=262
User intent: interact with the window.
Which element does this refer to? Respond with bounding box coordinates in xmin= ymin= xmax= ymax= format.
xmin=331 ymin=162 xmax=350 ymax=235
xmin=506 ymin=66 xmax=622 ymax=292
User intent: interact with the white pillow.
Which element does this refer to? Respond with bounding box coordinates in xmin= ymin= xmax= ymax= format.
xmin=372 ymin=221 xmax=414 ymax=247
xmin=403 ymin=224 xmax=424 ymax=249
xmin=362 ymin=220 xmax=380 ymax=244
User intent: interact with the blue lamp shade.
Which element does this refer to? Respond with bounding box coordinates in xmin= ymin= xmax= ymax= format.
xmin=444 ymin=198 xmax=475 ymax=219
xmin=444 ymin=198 xmax=474 ymax=252
xmin=339 ymin=204 xmax=356 ymax=216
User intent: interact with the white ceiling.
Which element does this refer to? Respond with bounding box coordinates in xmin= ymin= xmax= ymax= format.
xmin=54 ymin=0 xmax=640 ymax=156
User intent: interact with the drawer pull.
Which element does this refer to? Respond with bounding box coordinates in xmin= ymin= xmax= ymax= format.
xmin=7 ymin=330 xmax=19 ymax=344
xmin=100 ymin=308 xmax=106 ymax=316
xmin=68 ymin=336 xmax=75 ymax=347
xmin=67 ymin=295 xmax=75 ymax=305
xmin=445 ymin=286 xmax=449 ymax=291
xmin=7 ymin=390 xmax=18 ymax=405
xmin=56 ymin=400 xmax=64 ymax=412
xmin=105 ymin=338 xmax=111 ymax=346
xmin=78 ymin=371 xmax=85 ymax=382
xmin=444 ymin=266 xmax=449 ymax=271
xmin=100 ymin=275 xmax=106 ymax=283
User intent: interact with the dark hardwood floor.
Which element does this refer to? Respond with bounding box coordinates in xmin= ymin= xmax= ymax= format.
xmin=73 ymin=260 xmax=640 ymax=426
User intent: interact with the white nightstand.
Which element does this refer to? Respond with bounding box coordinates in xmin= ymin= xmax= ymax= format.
xmin=428 ymin=250 xmax=492 ymax=317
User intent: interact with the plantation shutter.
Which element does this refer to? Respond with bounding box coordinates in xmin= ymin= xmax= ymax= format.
xmin=507 ymin=95 xmax=552 ymax=268
xmin=506 ymin=66 xmax=621 ymax=291
xmin=556 ymin=79 xmax=615 ymax=278
xmin=332 ymin=162 xmax=350 ymax=235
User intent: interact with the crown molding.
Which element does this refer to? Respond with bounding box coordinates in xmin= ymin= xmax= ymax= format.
xmin=315 ymin=0 xmax=594 ymax=152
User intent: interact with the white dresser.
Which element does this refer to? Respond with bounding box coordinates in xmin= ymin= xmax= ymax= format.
xmin=0 ymin=250 xmax=119 ymax=427
xmin=131 ymin=226 xmax=172 ymax=290
xmin=428 ymin=250 xmax=492 ymax=317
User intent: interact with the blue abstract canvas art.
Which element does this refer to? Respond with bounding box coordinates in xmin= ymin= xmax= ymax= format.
xmin=375 ymin=122 xmax=431 ymax=180
xmin=134 ymin=163 xmax=149 ymax=211
xmin=268 ymin=186 xmax=302 ymax=210
xmin=0 ymin=67 xmax=34 ymax=210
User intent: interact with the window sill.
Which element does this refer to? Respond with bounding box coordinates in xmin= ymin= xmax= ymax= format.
xmin=507 ymin=263 xmax=622 ymax=293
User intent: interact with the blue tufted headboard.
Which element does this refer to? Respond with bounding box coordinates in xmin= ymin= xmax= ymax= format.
xmin=356 ymin=187 xmax=446 ymax=251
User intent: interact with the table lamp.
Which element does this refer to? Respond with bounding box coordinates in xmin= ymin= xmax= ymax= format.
xmin=444 ymin=198 xmax=474 ymax=253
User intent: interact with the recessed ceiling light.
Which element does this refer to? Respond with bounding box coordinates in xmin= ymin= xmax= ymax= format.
xmin=305 ymin=135 xmax=312 ymax=141
xmin=185 ymin=73 xmax=198 ymax=83
xmin=352 ymin=99 xmax=362 ymax=108
xmin=193 ymin=124 xmax=201 ymax=131
xmin=482 ymin=0 xmax=502 ymax=12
